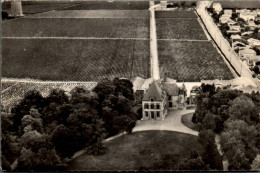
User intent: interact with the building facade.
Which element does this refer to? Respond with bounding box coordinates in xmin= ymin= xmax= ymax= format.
xmin=141 ymin=78 xmax=187 ymax=121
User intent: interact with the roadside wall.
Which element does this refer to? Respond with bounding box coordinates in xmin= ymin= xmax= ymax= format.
xmin=196 ymin=2 xmax=253 ymax=79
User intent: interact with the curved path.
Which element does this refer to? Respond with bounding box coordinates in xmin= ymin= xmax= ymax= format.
xmin=133 ymin=108 xmax=198 ymax=136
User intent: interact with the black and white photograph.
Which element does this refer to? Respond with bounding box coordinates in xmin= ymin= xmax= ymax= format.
xmin=1 ymin=0 xmax=260 ymax=171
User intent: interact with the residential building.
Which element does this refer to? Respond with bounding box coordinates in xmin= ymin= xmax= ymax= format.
xmin=142 ymin=81 xmax=167 ymax=120
xmin=213 ymin=3 xmax=222 ymax=15
xmin=227 ymin=25 xmax=241 ymax=34
xmin=230 ymin=34 xmax=242 ymax=41
xmin=140 ymin=77 xmax=187 ymax=121
xmin=239 ymin=48 xmax=257 ymax=60
xmin=224 ymin=9 xmax=232 ymax=15
xmin=247 ymin=38 xmax=260 ymax=47
xmin=239 ymin=11 xmax=257 ymax=21
xmin=248 ymin=19 xmax=257 ymax=29
xmin=246 ymin=55 xmax=260 ymax=67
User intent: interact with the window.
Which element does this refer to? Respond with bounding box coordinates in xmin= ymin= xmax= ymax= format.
xmin=151 ymin=104 xmax=154 ymax=109
xmin=144 ymin=104 xmax=149 ymax=109
xmin=150 ymin=97 xmax=154 ymax=102
xmin=156 ymin=104 xmax=160 ymax=109
xmin=151 ymin=112 xmax=155 ymax=119
xmin=157 ymin=112 xmax=160 ymax=117
xmin=168 ymin=96 xmax=172 ymax=100
xmin=145 ymin=112 xmax=149 ymax=117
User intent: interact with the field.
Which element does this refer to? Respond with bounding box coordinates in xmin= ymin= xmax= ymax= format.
xmin=29 ymin=10 xmax=149 ymax=18
xmin=1 ymin=81 xmax=97 ymax=110
xmin=68 ymin=131 xmax=205 ymax=171
xmin=2 ymin=1 xmax=78 ymax=14
xmin=156 ymin=19 xmax=207 ymax=40
xmin=3 ymin=18 xmax=149 ymax=38
xmin=155 ymin=11 xmax=197 ymax=18
xmin=2 ymin=39 xmax=150 ymax=81
xmin=158 ymin=40 xmax=234 ymax=82
xmin=62 ymin=1 xmax=149 ymax=10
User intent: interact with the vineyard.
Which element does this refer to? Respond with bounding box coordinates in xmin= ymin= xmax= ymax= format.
xmin=155 ymin=11 xmax=197 ymax=18
xmin=157 ymin=40 xmax=234 ymax=82
xmin=1 ymin=81 xmax=97 ymax=110
xmin=62 ymin=1 xmax=149 ymax=10
xmin=2 ymin=1 xmax=77 ymax=14
xmin=30 ymin=10 xmax=149 ymax=19
xmin=2 ymin=39 xmax=150 ymax=81
xmin=1 ymin=81 xmax=17 ymax=91
xmin=156 ymin=18 xmax=207 ymax=40
xmin=3 ymin=18 xmax=149 ymax=38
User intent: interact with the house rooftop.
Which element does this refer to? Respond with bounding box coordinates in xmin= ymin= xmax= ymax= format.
xmin=143 ymin=81 xmax=164 ymax=101
xmin=239 ymin=48 xmax=256 ymax=55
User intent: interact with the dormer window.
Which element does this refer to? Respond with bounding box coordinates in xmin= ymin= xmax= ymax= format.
xmin=150 ymin=97 xmax=154 ymax=102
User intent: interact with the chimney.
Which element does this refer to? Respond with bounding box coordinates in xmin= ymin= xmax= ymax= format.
xmin=10 ymin=0 xmax=24 ymax=17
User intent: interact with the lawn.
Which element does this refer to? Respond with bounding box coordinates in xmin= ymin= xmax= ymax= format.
xmin=155 ymin=11 xmax=197 ymax=18
xmin=29 ymin=10 xmax=149 ymax=18
xmin=181 ymin=113 xmax=199 ymax=132
xmin=67 ymin=131 xmax=205 ymax=171
xmin=2 ymin=39 xmax=150 ymax=81
xmin=156 ymin=18 xmax=207 ymax=40
xmin=2 ymin=18 xmax=149 ymax=38
xmin=62 ymin=1 xmax=149 ymax=10
xmin=157 ymin=40 xmax=234 ymax=82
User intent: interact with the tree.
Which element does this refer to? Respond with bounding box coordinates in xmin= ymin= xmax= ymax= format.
xmin=66 ymin=106 xmax=106 ymax=153
xmin=212 ymin=12 xmax=220 ymax=23
xmin=254 ymin=28 xmax=259 ymax=34
xmin=11 ymin=90 xmax=46 ymax=131
xmin=202 ymin=113 xmax=217 ymax=131
xmin=18 ymin=130 xmax=62 ymax=171
xmin=251 ymin=155 xmax=260 ymax=170
xmin=245 ymin=26 xmax=251 ymax=32
xmin=51 ymin=124 xmax=75 ymax=158
xmin=179 ymin=151 xmax=209 ymax=170
xmin=224 ymin=120 xmax=258 ymax=163
xmin=20 ymin=108 xmax=43 ymax=134
xmin=47 ymin=89 xmax=68 ymax=104
xmin=229 ymin=95 xmax=259 ymax=125
xmin=113 ymin=78 xmax=134 ymax=101
xmin=93 ymin=78 xmax=114 ymax=102
xmin=253 ymin=66 xmax=260 ymax=74
xmin=220 ymin=130 xmax=250 ymax=170
xmin=231 ymin=12 xmax=238 ymax=20
xmin=198 ymin=129 xmax=215 ymax=146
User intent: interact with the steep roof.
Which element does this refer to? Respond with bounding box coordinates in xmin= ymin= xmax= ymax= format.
xmin=143 ymin=81 xmax=163 ymax=101
xmin=141 ymin=78 xmax=154 ymax=90
xmin=132 ymin=76 xmax=145 ymax=92
xmin=163 ymin=82 xmax=179 ymax=96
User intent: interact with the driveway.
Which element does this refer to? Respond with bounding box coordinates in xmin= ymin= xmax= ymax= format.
xmin=133 ymin=108 xmax=198 ymax=136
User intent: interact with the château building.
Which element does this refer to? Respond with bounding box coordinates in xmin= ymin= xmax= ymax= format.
xmin=133 ymin=76 xmax=187 ymax=120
